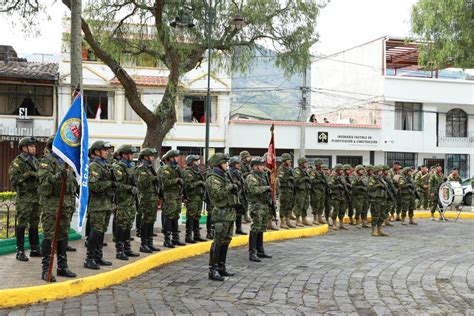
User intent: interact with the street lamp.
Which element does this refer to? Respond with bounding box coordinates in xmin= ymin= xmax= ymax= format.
xmin=171 ymin=2 xmax=244 ymax=163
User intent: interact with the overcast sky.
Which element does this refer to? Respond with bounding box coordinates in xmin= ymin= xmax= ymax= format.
xmin=0 ymin=0 xmax=417 ymax=57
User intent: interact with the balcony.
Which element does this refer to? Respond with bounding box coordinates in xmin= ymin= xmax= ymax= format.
xmin=438 ymin=132 xmax=474 ymax=148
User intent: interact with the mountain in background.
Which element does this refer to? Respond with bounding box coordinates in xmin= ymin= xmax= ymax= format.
xmin=231 ymin=48 xmax=308 ymax=121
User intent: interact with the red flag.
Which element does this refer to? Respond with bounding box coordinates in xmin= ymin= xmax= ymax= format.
xmin=266 ymin=123 xmax=277 ymax=202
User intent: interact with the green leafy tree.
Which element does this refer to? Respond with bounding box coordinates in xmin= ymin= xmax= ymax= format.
xmin=2 ymin=0 xmax=324 ymax=151
xmin=411 ymin=0 xmax=474 ymax=68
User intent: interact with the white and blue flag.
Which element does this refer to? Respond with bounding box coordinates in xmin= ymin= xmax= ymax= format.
xmin=52 ymin=94 xmax=89 ymax=231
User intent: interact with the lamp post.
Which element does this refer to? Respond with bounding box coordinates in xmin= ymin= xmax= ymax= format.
xmin=171 ymin=2 xmax=244 ymax=163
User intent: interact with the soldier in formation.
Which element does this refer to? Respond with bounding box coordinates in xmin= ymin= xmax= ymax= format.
xmin=227 ymin=156 xmax=247 ymax=235
xmin=276 ymin=153 xmax=296 ymax=229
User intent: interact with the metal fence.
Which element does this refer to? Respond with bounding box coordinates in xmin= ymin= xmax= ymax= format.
xmin=0 ymin=201 xmax=16 ymax=239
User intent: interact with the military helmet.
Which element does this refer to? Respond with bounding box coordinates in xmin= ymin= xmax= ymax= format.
xmin=365 ymin=164 xmax=373 ymax=171
xmin=250 ymin=156 xmax=265 ymax=166
xmin=239 ymin=151 xmax=251 ymax=160
xmin=229 ymin=156 xmax=241 ymax=166
xmin=383 ymin=165 xmax=390 ymax=171
xmin=90 ymin=140 xmax=112 ymax=153
xmin=281 ymin=153 xmax=292 ymax=162
xmin=185 ymin=154 xmax=200 ymax=165
xmin=162 ymin=149 xmax=181 ymax=160
xmin=46 ymin=134 xmax=55 ymax=149
xmin=314 ymin=159 xmax=324 ymax=166
xmin=297 ymin=157 xmax=308 ymax=165
xmin=354 ymin=165 xmax=365 ymax=173
xmin=210 ymin=153 xmax=229 ymax=167
xmin=334 ymin=164 xmax=343 ymax=171
xmin=402 ymin=167 xmax=412 ymax=174
xmin=321 ymin=164 xmax=329 ymax=170
xmin=18 ymin=136 xmax=38 ymax=149
xmin=343 ymin=164 xmax=352 ymax=170
xmin=139 ymin=147 xmax=158 ymax=159
xmin=373 ymin=165 xmax=383 ymax=172
xmin=117 ymin=145 xmax=138 ymax=155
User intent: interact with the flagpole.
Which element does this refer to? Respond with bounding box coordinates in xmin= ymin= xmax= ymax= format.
xmin=47 ymin=165 xmax=68 ymax=282
xmin=271 ymin=123 xmax=276 ymax=203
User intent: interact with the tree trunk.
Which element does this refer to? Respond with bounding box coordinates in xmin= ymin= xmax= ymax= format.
xmin=70 ymin=0 xmax=82 ymax=92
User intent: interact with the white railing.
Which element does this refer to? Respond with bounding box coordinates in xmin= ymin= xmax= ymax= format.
xmin=438 ymin=132 xmax=474 ymax=148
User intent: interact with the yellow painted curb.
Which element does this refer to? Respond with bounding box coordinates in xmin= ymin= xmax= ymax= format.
xmin=0 ymin=225 xmax=328 ymax=308
xmin=342 ymin=210 xmax=474 ymax=223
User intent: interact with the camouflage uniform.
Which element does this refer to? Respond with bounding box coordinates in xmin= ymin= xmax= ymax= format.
xmin=368 ymin=166 xmax=388 ymax=236
xmin=429 ymin=171 xmax=445 ymax=216
xmin=322 ymin=165 xmax=331 ymax=222
xmin=276 ymin=153 xmax=295 ymax=229
xmin=37 ymin=142 xmax=77 ymax=281
xmin=398 ymin=167 xmax=417 ymax=225
xmin=390 ymin=167 xmax=403 ymax=220
xmin=415 ymin=170 xmax=431 ymax=210
xmin=382 ymin=165 xmax=396 ymax=227
xmin=85 ymin=141 xmax=115 ymax=269
xmin=309 ymin=160 xmax=327 ymax=225
xmin=239 ymin=151 xmax=252 ymax=223
xmin=292 ymin=157 xmax=311 ymax=226
xmin=135 ymin=148 xmax=161 ymax=252
xmin=227 ymin=156 xmax=247 ymax=235
xmin=160 ymin=150 xmax=185 ymax=247
xmin=206 ymin=153 xmax=237 ymax=281
xmin=343 ymin=164 xmax=355 ymax=224
xmin=8 ymin=137 xmax=41 ymax=261
xmin=351 ymin=165 xmax=369 ymax=228
xmin=112 ymin=145 xmax=140 ymax=260
xmin=183 ymin=155 xmax=207 ymax=243
xmin=447 ymin=172 xmax=462 ymax=184
xmin=328 ymin=164 xmax=347 ymax=229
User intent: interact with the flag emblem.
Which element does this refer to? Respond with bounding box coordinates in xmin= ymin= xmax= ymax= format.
xmin=60 ymin=118 xmax=82 ymax=147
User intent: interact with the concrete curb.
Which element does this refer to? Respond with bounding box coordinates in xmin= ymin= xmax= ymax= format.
xmin=0 ymin=225 xmax=329 ymax=308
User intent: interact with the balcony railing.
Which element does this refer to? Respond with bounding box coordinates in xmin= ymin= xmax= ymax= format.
xmin=438 ymin=132 xmax=474 ymax=148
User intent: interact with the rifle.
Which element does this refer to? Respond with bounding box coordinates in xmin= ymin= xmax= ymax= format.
xmin=406 ymin=176 xmax=421 ymax=200
xmin=226 ymin=169 xmax=242 ymax=207
xmin=175 ymin=166 xmax=188 ymax=200
xmin=336 ymin=177 xmax=350 ymax=200
xmin=376 ymin=175 xmax=395 ymax=201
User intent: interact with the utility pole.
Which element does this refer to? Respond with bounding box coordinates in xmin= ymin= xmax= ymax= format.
xmin=70 ymin=0 xmax=82 ymax=93
xmin=299 ymin=68 xmax=308 ymax=160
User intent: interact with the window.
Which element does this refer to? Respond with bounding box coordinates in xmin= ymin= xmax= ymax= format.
xmin=180 ymin=95 xmax=217 ymax=123
xmin=336 ymin=156 xmax=363 ymax=167
xmin=446 ymin=154 xmax=469 ymax=178
xmin=307 ymin=156 xmax=332 ymax=168
xmin=446 ymin=109 xmax=467 ymax=137
xmin=395 ymin=102 xmax=423 ymax=131
xmin=0 ymin=84 xmax=53 ymax=116
xmin=84 ymin=90 xmax=115 ymax=120
xmin=385 ymin=152 xmax=417 ymax=168
xmin=124 ymin=97 xmax=141 ymax=122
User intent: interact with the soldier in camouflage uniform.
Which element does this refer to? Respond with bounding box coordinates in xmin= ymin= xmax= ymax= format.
xmin=382 ymin=165 xmax=395 ymax=227
xmin=160 ymin=150 xmax=185 ymax=247
xmin=37 ymin=135 xmax=77 ymax=282
xmin=398 ymin=167 xmax=418 ymax=225
xmin=322 ymin=164 xmax=332 ymax=223
xmin=135 ymin=148 xmax=161 ymax=252
xmin=368 ymin=165 xmax=389 ymax=236
xmin=239 ymin=151 xmax=252 ymax=223
xmin=429 ymin=164 xmax=445 ymax=220
xmin=343 ymin=164 xmax=355 ymax=225
xmin=328 ymin=164 xmax=348 ymax=230
xmin=309 ymin=160 xmax=327 ymax=225
xmin=351 ymin=165 xmax=369 ymax=229
xmin=227 ymin=156 xmax=247 ymax=235
xmin=448 ymin=168 xmax=462 ymax=184
xmin=390 ymin=161 xmax=403 ymax=221
xmin=183 ymin=155 xmax=207 ymax=243
xmin=415 ymin=165 xmax=430 ymax=210
xmin=206 ymin=153 xmax=237 ymax=281
xmin=276 ymin=153 xmax=296 ymax=229
xmin=245 ymin=157 xmax=272 ymax=262
xmin=9 ymin=137 xmax=41 ymax=261
xmin=112 ymin=145 xmax=141 ymax=260
xmin=85 ymin=141 xmax=114 ymax=270
xmin=292 ymin=157 xmax=312 ymax=226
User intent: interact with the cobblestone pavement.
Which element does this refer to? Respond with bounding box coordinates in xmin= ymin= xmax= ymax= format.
xmin=2 ymin=219 xmax=474 ymax=315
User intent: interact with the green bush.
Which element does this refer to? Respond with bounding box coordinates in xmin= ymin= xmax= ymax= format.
xmin=0 ymin=192 xmax=16 ymax=202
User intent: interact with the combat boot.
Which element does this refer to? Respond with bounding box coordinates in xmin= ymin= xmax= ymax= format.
xmin=209 ymin=242 xmax=224 ymax=281
xmin=15 ymin=226 xmax=29 ymax=262
xmin=248 ymin=232 xmax=261 ymax=262
xmin=57 ymin=240 xmax=77 ymax=277
xmin=140 ymin=222 xmax=152 ymax=253
xmin=171 ymin=219 xmax=185 ymax=246
xmin=362 ymin=219 xmax=370 ymax=228
xmin=401 ymin=217 xmax=407 ymax=226
xmin=218 ymin=244 xmax=235 ymax=277
xmin=384 ymin=218 xmax=393 ymax=227
xmin=193 ymin=218 xmax=207 ymax=242
xmin=289 ymin=213 xmax=296 ymax=220
xmin=66 ymin=242 xmax=77 ymax=252
xmin=371 ymin=226 xmax=380 ymax=237
xmin=147 ymin=223 xmax=161 ymax=252
xmin=286 ymin=217 xmax=296 ymax=228
xmin=96 ymin=233 xmax=112 ymax=266
xmin=318 ymin=214 xmax=327 ymax=224
xmin=124 ymin=230 xmax=140 ymax=257
xmin=28 ymin=226 xmax=42 ymax=257
xmin=256 ymin=232 xmax=272 ymax=259
xmin=84 ymin=230 xmax=100 ymax=270
xmin=302 ymin=216 xmax=312 ymax=226
xmin=280 ymin=217 xmax=289 ymax=229
xmin=355 ymin=219 xmax=362 ymax=229
xmin=332 ymin=220 xmax=338 ymax=231
xmin=377 ymin=226 xmax=389 ymax=237
xmin=41 ymin=239 xmax=56 ymax=282
xmin=162 ymin=218 xmax=175 ymax=248
xmin=295 ymin=216 xmax=304 ymax=227
xmin=349 ymin=218 xmax=355 ymax=226
xmin=269 ymin=219 xmax=279 ymax=230
xmin=389 ymin=214 xmax=394 ymax=222
xmin=409 ymin=217 xmax=418 ymax=225
xmin=395 ymin=213 xmax=401 ymax=221
xmin=235 ymin=215 xmax=247 ymax=235
xmin=339 ymin=221 xmax=348 ymax=230
xmin=185 ymin=218 xmax=196 ymax=244
xmin=312 ymin=215 xmax=319 ymax=225
xmin=115 ymin=229 xmax=129 ymax=261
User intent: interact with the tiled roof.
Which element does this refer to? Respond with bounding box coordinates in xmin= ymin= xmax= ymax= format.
xmin=110 ymin=75 xmax=168 ymax=87
xmin=229 ymin=119 xmax=381 ymax=129
xmin=0 ymin=60 xmax=58 ymax=81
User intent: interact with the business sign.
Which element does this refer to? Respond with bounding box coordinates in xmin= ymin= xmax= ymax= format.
xmin=318 ymin=132 xmax=328 ymax=143
xmin=330 ymin=134 xmax=378 ymax=145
